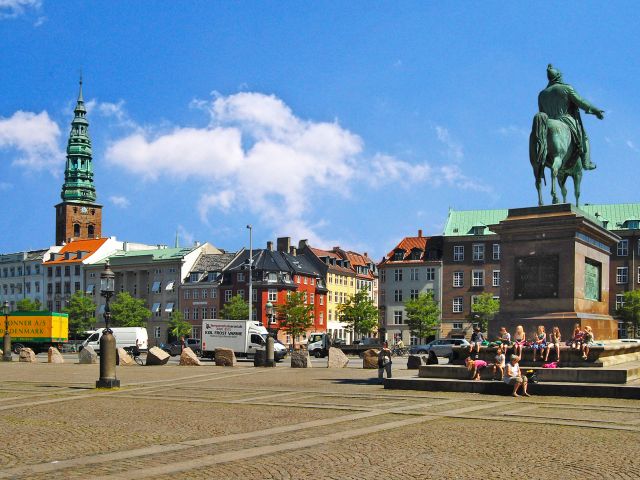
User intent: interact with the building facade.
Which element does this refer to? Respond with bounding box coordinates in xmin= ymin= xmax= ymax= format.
xmin=0 ymin=248 xmax=60 ymax=311
xmin=378 ymin=231 xmax=443 ymax=345
xmin=180 ymin=251 xmax=239 ymax=340
xmin=220 ymin=238 xmax=327 ymax=346
xmin=42 ymin=238 xmax=126 ymax=313
xmin=86 ymin=243 xmax=218 ymax=344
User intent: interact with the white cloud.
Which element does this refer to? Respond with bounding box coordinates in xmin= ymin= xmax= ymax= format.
xmin=497 ymin=125 xmax=528 ymax=137
xmin=435 ymin=125 xmax=464 ymax=161
xmin=108 ymin=195 xmax=130 ymax=208
xmin=177 ymin=225 xmax=195 ymax=247
xmin=106 ymin=92 xmax=491 ymax=241
xmin=0 ymin=110 xmax=63 ymax=171
xmin=626 ymin=140 xmax=638 ymax=153
xmin=0 ymin=0 xmax=41 ymax=19
xmin=198 ymin=190 xmax=236 ymax=222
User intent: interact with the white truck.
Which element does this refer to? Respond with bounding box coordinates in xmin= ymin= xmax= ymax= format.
xmin=81 ymin=327 xmax=149 ymax=354
xmin=201 ymin=319 xmax=287 ymax=362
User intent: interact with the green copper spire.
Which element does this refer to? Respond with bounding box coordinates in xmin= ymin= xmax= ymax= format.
xmin=60 ymin=77 xmax=96 ymax=203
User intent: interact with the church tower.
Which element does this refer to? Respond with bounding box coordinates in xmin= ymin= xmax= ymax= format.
xmin=55 ymin=78 xmax=103 ymax=245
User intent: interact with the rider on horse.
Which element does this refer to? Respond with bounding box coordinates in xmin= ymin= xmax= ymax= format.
xmin=538 ymin=64 xmax=604 ymax=172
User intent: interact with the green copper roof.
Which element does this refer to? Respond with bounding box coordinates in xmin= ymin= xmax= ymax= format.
xmin=443 ymin=208 xmax=509 ymax=236
xmin=60 ymin=78 xmax=96 ymax=204
xmin=94 ymin=247 xmax=197 ymax=265
xmin=581 ymin=203 xmax=640 ymax=230
xmin=443 ymin=203 xmax=640 ymax=236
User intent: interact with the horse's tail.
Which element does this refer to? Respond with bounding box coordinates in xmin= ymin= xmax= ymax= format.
xmin=530 ymin=112 xmax=548 ymax=185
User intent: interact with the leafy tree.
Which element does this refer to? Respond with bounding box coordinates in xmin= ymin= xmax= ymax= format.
xmin=276 ymin=291 xmax=314 ymax=348
xmin=220 ymin=294 xmax=249 ymax=320
xmin=15 ymin=298 xmax=43 ymax=312
xmin=470 ymin=292 xmax=500 ymax=332
xmin=404 ymin=291 xmax=440 ymax=342
xmin=337 ymin=287 xmax=379 ymax=337
xmin=618 ymin=290 xmax=640 ymax=338
xmin=168 ymin=310 xmax=192 ymax=339
xmin=109 ymin=292 xmax=151 ymax=327
xmin=63 ymin=292 xmax=96 ymax=335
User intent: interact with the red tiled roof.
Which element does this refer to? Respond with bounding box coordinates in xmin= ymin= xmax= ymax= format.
xmin=382 ymin=235 xmax=441 ymax=263
xmin=43 ymin=238 xmax=108 ymax=264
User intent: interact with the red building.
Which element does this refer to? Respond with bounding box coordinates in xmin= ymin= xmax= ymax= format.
xmin=220 ymin=238 xmax=328 ymax=346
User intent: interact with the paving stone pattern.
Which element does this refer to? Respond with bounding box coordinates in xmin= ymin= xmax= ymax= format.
xmin=0 ymin=362 xmax=638 ymax=479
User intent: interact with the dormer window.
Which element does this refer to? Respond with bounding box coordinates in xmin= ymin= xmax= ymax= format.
xmin=410 ymin=249 xmax=422 ymax=260
xmin=471 ymin=226 xmax=486 ymax=235
xmin=393 ymin=250 xmax=405 ymax=261
xmin=623 ymin=220 xmax=640 ymax=230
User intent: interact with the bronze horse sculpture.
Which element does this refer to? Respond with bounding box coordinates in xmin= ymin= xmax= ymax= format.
xmin=529 ymin=113 xmax=583 ymax=206
xmin=529 ymin=65 xmax=604 ymax=207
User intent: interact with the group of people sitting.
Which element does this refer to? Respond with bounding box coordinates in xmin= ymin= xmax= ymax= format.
xmin=463 ymin=323 xmax=597 ymax=397
xmin=465 ymin=351 xmax=530 ymax=397
xmin=467 ymin=323 xmax=596 ymax=363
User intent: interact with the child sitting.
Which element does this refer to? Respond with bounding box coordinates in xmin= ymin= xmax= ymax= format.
xmin=570 ymin=324 xmax=585 ymax=350
xmin=582 ymin=326 xmax=595 ymax=360
xmin=492 ymin=345 xmax=505 ymax=380
xmin=532 ymin=325 xmax=547 ymax=362
xmin=468 ymin=326 xmax=485 ymax=356
xmin=465 ymin=356 xmax=487 ymax=381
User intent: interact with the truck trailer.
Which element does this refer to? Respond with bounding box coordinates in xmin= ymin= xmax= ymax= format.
xmin=201 ymin=319 xmax=287 ymax=361
xmin=0 ymin=311 xmax=69 ymax=354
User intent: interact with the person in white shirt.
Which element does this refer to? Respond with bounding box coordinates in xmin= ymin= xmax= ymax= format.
xmin=503 ymin=354 xmax=530 ymax=397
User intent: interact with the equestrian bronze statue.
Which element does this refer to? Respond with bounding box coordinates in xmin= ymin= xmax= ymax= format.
xmin=529 ymin=64 xmax=604 ymax=206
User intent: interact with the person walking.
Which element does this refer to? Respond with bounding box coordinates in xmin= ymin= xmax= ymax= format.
xmin=378 ymin=342 xmax=392 ymax=383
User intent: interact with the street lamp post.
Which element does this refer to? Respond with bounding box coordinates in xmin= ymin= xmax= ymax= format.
xmin=246 ymin=225 xmax=253 ymax=324
xmin=96 ymin=261 xmax=120 ymax=388
xmin=264 ymin=301 xmax=275 ymax=367
xmin=2 ymin=301 xmax=11 ymax=362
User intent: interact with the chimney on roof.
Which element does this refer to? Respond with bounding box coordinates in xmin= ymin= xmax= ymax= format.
xmin=267 ymin=241 xmax=274 ymax=251
xmin=289 ymin=246 xmax=297 ymax=256
xmin=276 ymin=237 xmax=291 ymax=253
xmin=418 ymin=229 xmax=423 ymax=237
xmin=298 ymin=239 xmax=309 ymax=250
xmin=194 ymin=241 xmax=201 ymax=247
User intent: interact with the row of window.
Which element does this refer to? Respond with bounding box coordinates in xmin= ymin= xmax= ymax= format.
xmin=616 ymin=239 xmax=640 ymax=257
xmin=615 ymin=266 xmax=640 ymax=284
xmin=380 ymin=267 xmax=436 ymax=283
xmin=46 ymin=282 xmax=81 ymax=295
xmin=328 ymin=274 xmax=353 ymax=286
xmin=184 ymin=288 xmax=218 ymax=300
xmin=380 ymin=288 xmax=435 ymax=304
xmin=1 ymin=265 xmax=41 ymax=278
xmin=46 ymin=265 xmax=81 ymax=277
xmin=453 ymin=270 xmax=500 ymax=288
xmin=453 ymin=244 xmax=500 ymax=262
xmin=1 ymin=281 xmax=42 ymax=295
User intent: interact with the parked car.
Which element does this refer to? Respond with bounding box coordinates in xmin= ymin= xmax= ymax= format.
xmin=409 ymin=338 xmax=470 ymax=358
xmin=163 ymin=338 xmax=202 ymax=356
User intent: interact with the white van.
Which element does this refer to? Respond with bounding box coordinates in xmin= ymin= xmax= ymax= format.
xmin=81 ymin=327 xmax=149 ymax=354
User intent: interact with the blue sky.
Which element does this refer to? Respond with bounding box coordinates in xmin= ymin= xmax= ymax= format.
xmin=1 ymin=1 xmax=639 ymax=260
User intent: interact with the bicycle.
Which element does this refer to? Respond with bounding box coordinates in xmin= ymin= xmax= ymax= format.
xmin=124 ymin=347 xmax=145 ymax=366
xmin=390 ymin=345 xmax=409 ymax=357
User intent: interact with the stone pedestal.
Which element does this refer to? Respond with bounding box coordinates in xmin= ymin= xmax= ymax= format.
xmin=490 ymin=204 xmax=620 ymax=341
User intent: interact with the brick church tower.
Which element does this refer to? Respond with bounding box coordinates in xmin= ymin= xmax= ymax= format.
xmin=55 ymin=79 xmax=103 ymax=245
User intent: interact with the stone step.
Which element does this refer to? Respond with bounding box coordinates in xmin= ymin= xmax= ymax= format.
xmin=418 ymin=362 xmax=640 ymax=384
xmin=385 ymin=377 xmax=640 ymax=400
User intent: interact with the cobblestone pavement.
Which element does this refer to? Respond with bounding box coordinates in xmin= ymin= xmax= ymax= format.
xmin=0 ymin=361 xmax=638 ymax=479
